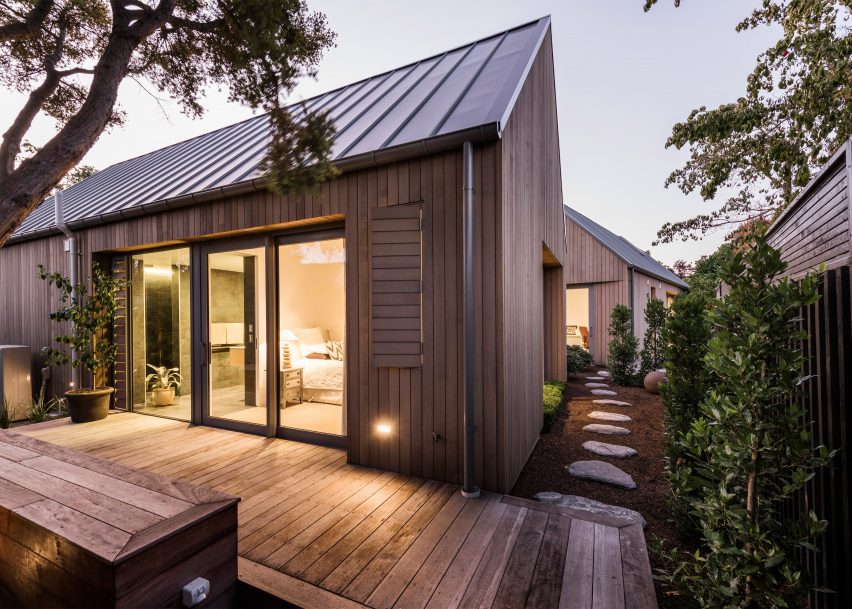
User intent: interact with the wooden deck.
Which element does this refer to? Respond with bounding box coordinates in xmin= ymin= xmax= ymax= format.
xmin=17 ymin=413 xmax=657 ymax=609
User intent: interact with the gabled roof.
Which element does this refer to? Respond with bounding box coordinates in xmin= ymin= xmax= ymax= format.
xmin=564 ymin=205 xmax=688 ymax=289
xmin=13 ymin=16 xmax=552 ymax=242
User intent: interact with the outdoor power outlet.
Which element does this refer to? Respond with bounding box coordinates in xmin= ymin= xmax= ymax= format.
xmin=181 ymin=577 xmax=210 ymax=607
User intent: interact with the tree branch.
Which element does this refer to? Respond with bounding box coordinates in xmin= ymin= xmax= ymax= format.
xmin=0 ymin=0 xmax=54 ymax=42
xmin=0 ymin=71 xmax=61 ymax=178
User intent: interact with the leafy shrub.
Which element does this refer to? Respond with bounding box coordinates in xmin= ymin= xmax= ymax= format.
xmin=542 ymin=380 xmax=566 ymax=431
xmin=566 ymin=345 xmax=594 ymax=374
xmin=607 ymin=304 xmax=640 ymax=386
xmin=660 ymin=291 xmax=714 ymax=533
xmin=658 ymin=233 xmax=834 ymax=608
xmin=0 ymin=397 xmax=12 ymax=429
xmin=24 ymin=395 xmax=58 ymax=423
xmin=639 ymin=297 xmax=667 ymax=376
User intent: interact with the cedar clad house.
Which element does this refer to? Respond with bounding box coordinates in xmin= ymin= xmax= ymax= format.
xmin=563 ymin=205 xmax=687 ymax=365
xmin=0 ymin=17 xmax=565 ymax=493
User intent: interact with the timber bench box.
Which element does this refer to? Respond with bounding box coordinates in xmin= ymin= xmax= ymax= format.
xmin=0 ymin=431 xmax=239 ymax=609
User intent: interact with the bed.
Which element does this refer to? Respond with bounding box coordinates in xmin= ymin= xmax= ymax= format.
xmin=295 ymin=357 xmax=344 ymax=405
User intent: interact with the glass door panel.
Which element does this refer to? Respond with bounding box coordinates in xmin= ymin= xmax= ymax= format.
xmin=205 ymin=245 xmax=267 ymax=427
xmin=277 ymin=237 xmax=345 ymax=437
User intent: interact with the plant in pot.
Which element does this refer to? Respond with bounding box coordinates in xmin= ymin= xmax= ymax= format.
xmin=38 ymin=263 xmax=124 ymax=423
xmin=146 ymin=365 xmax=182 ymax=406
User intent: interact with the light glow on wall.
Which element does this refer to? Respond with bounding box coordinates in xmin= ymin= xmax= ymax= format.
xmin=377 ymin=423 xmax=391 ymax=434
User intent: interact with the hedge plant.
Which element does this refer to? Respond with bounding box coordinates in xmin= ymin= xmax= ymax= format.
xmin=607 ymin=304 xmax=639 ymax=386
xmin=639 ymin=296 xmax=667 ymax=376
xmin=542 ymin=380 xmax=566 ymax=431
xmin=566 ymin=344 xmax=594 ymax=374
xmin=660 ymin=291 xmax=714 ymax=533
xmin=659 ymin=232 xmax=834 ymax=608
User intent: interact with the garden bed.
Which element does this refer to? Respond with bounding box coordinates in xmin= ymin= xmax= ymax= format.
xmin=512 ymin=370 xmax=689 ymax=609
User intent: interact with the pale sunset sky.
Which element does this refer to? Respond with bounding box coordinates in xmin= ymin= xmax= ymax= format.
xmin=0 ymin=1 xmax=778 ymax=265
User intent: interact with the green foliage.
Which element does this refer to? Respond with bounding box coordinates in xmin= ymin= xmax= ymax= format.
xmin=639 ymin=297 xmax=667 ymax=376
xmin=566 ymin=345 xmax=594 ymax=374
xmin=38 ymin=263 xmax=125 ymax=391
xmin=0 ymin=1 xmax=337 ymax=243
xmin=146 ymin=364 xmax=183 ymax=391
xmin=658 ymin=232 xmax=834 ymax=608
xmin=644 ymin=1 xmax=852 ymax=243
xmin=23 ymin=395 xmax=62 ymax=423
xmin=678 ymin=243 xmax=734 ymax=299
xmin=660 ymin=291 xmax=715 ymax=533
xmin=542 ymin=380 xmax=566 ymax=432
xmin=0 ymin=396 xmax=12 ymax=428
xmin=607 ymin=304 xmax=640 ymax=386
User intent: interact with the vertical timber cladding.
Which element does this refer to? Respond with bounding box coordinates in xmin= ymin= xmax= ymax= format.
xmin=110 ymin=255 xmax=129 ymax=410
xmin=369 ymin=204 xmax=423 ymax=368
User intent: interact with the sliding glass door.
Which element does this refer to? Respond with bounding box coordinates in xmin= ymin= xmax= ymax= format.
xmin=277 ymin=234 xmax=346 ymax=441
xmin=198 ymin=238 xmax=269 ymax=433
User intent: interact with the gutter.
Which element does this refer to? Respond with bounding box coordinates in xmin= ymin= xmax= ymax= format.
xmin=7 ymin=122 xmax=502 ymax=246
xmin=628 ymin=265 xmax=636 ymax=337
xmin=54 ymin=189 xmax=82 ymax=390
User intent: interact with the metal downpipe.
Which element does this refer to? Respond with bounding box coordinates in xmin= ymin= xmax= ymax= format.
xmin=55 ymin=189 xmax=81 ymax=390
xmin=461 ymin=141 xmax=480 ymax=498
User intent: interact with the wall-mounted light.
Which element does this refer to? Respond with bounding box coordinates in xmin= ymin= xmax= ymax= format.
xmin=377 ymin=424 xmax=391 ymax=434
xmin=144 ymin=266 xmax=173 ymax=278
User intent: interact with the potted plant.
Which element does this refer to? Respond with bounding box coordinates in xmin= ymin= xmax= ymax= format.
xmin=39 ymin=263 xmax=124 ymax=423
xmin=146 ymin=365 xmax=182 ymax=406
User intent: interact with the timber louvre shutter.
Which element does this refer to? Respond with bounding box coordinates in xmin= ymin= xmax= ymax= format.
xmin=370 ymin=203 xmax=423 ymax=367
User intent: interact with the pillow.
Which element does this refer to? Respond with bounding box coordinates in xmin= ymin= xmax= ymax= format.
xmin=326 ymin=340 xmax=344 ymax=361
xmin=327 ymin=328 xmax=344 ymax=342
xmin=294 ymin=326 xmax=327 ymax=357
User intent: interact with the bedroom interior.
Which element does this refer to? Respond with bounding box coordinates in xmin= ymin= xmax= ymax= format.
xmin=278 ymin=237 xmax=345 ymax=436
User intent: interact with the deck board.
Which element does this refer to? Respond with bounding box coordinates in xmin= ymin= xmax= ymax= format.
xmin=18 ymin=413 xmax=658 ymax=609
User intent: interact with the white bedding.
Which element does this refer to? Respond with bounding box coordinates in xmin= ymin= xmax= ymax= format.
xmin=296 ymin=358 xmax=344 ymax=391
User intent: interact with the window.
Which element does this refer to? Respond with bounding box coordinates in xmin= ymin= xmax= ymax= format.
xmin=129 ymin=248 xmax=191 ymax=421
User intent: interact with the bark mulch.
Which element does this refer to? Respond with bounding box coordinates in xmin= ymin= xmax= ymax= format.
xmin=511 ymin=369 xmax=691 ymax=609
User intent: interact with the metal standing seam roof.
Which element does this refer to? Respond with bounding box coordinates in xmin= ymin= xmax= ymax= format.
xmin=12 ymin=16 xmax=553 ymax=242
xmin=563 ymin=205 xmax=689 ymax=289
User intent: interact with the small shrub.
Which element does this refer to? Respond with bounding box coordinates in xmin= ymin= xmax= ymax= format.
xmin=658 ymin=232 xmax=834 ymax=608
xmin=639 ymin=297 xmax=667 ymax=376
xmin=607 ymin=304 xmax=640 ymax=386
xmin=0 ymin=397 xmax=12 ymax=429
xmin=542 ymin=380 xmax=566 ymax=431
xmin=24 ymin=395 xmax=60 ymax=423
xmin=660 ymin=291 xmax=715 ymax=533
xmin=566 ymin=345 xmax=594 ymax=374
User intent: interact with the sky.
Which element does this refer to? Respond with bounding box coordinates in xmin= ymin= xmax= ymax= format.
xmin=0 ymin=1 xmax=779 ymax=265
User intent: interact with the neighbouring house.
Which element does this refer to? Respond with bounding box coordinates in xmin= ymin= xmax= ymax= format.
xmin=563 ymin=205 xmax=687 ymax=365
xmin=766 ymin=139 xmax=852 ymax=609
xmin=0 ymin=16 xmax=565 ymax=493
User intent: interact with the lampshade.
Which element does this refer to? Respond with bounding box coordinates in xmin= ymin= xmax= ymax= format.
xmin=280 ymin=329 xmax=297 ymax=341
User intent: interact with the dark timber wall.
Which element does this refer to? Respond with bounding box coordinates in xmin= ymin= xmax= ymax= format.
xmin=767 ymin=140 xmax=852 ymax=609
xmin=0 ymin=38 xmax=566 ymax=493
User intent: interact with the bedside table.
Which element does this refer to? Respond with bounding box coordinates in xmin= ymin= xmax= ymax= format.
xmin=281 ymin=367 xmax=303 ymax=406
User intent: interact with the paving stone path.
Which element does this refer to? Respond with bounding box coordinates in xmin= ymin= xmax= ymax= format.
xmin=590 ymin=389 xmax=617 ymax=396
xmin=588 ymin=411 xmax=631 ymax=422
xmin=597 ymin=370 xmax=610 ymax=377
xmin=585 ymin=376 xmax=605 ymax=381
xmin=533 ymin=492 xmax=646 ymax=526
xmin=582 ymin=440 xmax=636 ymax=459
xmin=568 ymin=460 xmax=636 ymax=489
xmin=593 ymin=399 xmax=633 ymax=407
xmin=584 ymin=382 xmax=609 ymax=388
xmin=582 ymin=423 xmax=630 ymax=435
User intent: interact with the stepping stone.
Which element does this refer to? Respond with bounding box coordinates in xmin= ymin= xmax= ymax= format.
xmin=582 ymin=423 xmax=630 ymax=436
xmin=597 ymin=370 xmax=610 ymax=377
xmin=588 ymin=411 xmax=631 ymax=422
xmin=568 ymin=460 xmax=636 ymax=489
xmin=582 ymin=440 xmax=637 ymax=459
xmin=533 ymin=492 xmax=646 ymax=526
xmin=585 ymin=376 xmax=605 ymax=381
xmin=593 ymin=399 xmax=633 ymax=407
xmin=591 ymin=389 xmax=617 ymax=396
xmin=585 ymin=382 xmax=609 ymax=388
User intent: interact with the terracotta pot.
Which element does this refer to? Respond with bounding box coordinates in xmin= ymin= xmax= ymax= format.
xmin=644 ymin=370 xmax=667 ymax=394
xmin=152 ymin=387 xmax=175 ymax=406
xmin=65 ymin=387 xmax=113 ymax=423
